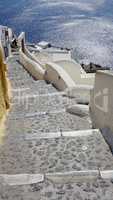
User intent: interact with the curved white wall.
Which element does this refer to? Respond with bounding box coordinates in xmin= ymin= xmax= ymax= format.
xmin=18 ymin=32 xmax=45 ymax=80
xmin=19 ymin=49 xmax=45 ymax=80
xmin=18 ymin=32 xmax=26 ymax=49
xmin=24 ymin=47 xmax=44 ymax=68
xmin=44 ymin=62 xmax=76 ymax=91
xmin=55 ymin=60 xmax=95 ymax=86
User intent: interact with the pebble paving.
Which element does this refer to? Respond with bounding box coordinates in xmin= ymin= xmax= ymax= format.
xmin=0 ymin=179 xmax=113 ymax=200
xmin=0 ymin=54 xmax=113 ymax=199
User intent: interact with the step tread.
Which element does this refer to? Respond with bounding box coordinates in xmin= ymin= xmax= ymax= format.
xmin=2 ymin=55 xmax=113 ymax=199
xmin=0 ymin=129 xmax=113 ymax=174
xmin=0 ymin=176 xmax=113 ymax=200
xmin=6 ymin=111 xmax=91 ymax=134
xmin=10 ymin=95 xmax=76 ymax=116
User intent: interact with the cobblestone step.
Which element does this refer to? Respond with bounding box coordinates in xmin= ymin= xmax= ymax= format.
xmin=7 ymin=56 xmax=55 ymax=92
xmin=8 ymin=65 xmax=32 ymax=76
xmin=2 ymin=54 xmax=113 ymax=199
xmin=1 ymin=170 xmax=113 ymax=186
xmin=9 ymin=73 xmax=33 ymax=81
xmin=8 ymin=59 xmax=31 ymax=77
xmin=6 ymin=110 xmax=91 ymax=133
xmin=10 ymin=79 xmax=49 ymax=89
xmin=0 ymin=129 xmax=113 ymax=175
xmin=10 ymin=76 xmax=57 ymax=94
xmin=11 ymin=84 xmax=58 ymax=98
xmin=0 ymin=177 xmax=113 ymax=200
xmin=10 ymin=94 xmax=76 ymax=117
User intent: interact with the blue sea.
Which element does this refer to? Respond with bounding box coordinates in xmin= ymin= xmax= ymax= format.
xmin=0 ymin=0 xmax=113 ymax=67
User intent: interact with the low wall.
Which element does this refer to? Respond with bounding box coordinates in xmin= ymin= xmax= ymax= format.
xmin=0 ymin=46 xmax=10 ymax=123
xmin=55 ymin=60 xmax=95 ymax=86
xmin=24 ymin=47 xmax=44 ymax=68
xmin=7 ymin=28 xmax=13 ymax=57
xmin=19 ymin=49 xmax=45 ymax=80
xmin=18 ymin=32 xmax=25 ymax=51
xmin=18 ymin=32 xmax=43 ymax=66
xmin=18 ymin=32 xmax=45 ymax=79
xmin=8 ymin=28 xmax=13 ymax=42
xmin=44 ymin=62 xmax=76 ymax=91
xmin=65 ymin=85 xmax=93 ymax=104
xmin=90 ymin=70 xmax=113 ymax=132
xmin=48 ymin=50 xmax=71 ymax=62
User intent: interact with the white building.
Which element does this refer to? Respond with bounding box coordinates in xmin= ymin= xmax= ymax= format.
xmin=0 ymin=25 xmax=12 ymax=59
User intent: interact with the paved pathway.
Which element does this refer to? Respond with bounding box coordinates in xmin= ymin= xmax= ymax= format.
xmin=0 ymin=54 xmax=113 ymax=199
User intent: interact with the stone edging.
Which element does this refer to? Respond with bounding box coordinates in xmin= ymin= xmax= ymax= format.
xmin=1 ymin=170 xmax=113 ymax=186
xmin=24 ymin=129 xmax=99 ymax=140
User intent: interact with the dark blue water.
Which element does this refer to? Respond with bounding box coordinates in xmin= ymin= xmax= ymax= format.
xmin=0 ymin=0 xmax=113 ymax=67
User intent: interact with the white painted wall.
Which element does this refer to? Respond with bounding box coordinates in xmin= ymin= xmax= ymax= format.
xmin=18 ymin=32 xmax=25 ymax=50
xmin=65 ymin=85 xmax=93 ymax=103
xmin=44 ymin=62 xmax=76 ymax=91
xmin=90 ymin=70 xmax=113 ymax=132
xmin=24 ymin=47 xmax=44 ymax=68
xmin=19 ymin=49 xmax=45 ymax=80
xmin=55 ymin=60 xmax=95 ymax=86
xmin=18 ymin=32 xmax=45 ymax=80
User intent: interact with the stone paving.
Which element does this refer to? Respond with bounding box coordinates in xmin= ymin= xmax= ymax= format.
xmin=0 ymin=178 xmax=113 ymax=200
xmin=0 ymin=130 xmax=113 ymax=175
xmin=0 ymin=54 xmax=113 ymax=199
xmin=6 ymin=112 xmax=91 ymax=135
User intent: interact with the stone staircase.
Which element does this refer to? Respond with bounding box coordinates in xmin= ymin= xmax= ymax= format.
xmin=0 ymin=54 xmax=113 ymax=199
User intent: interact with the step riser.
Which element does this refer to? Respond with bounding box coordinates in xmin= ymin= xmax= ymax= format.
xmin=24 ymin=129 xmax=99 ymax=140
xmin=1 ymin=170 xmax=113 ymax=186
